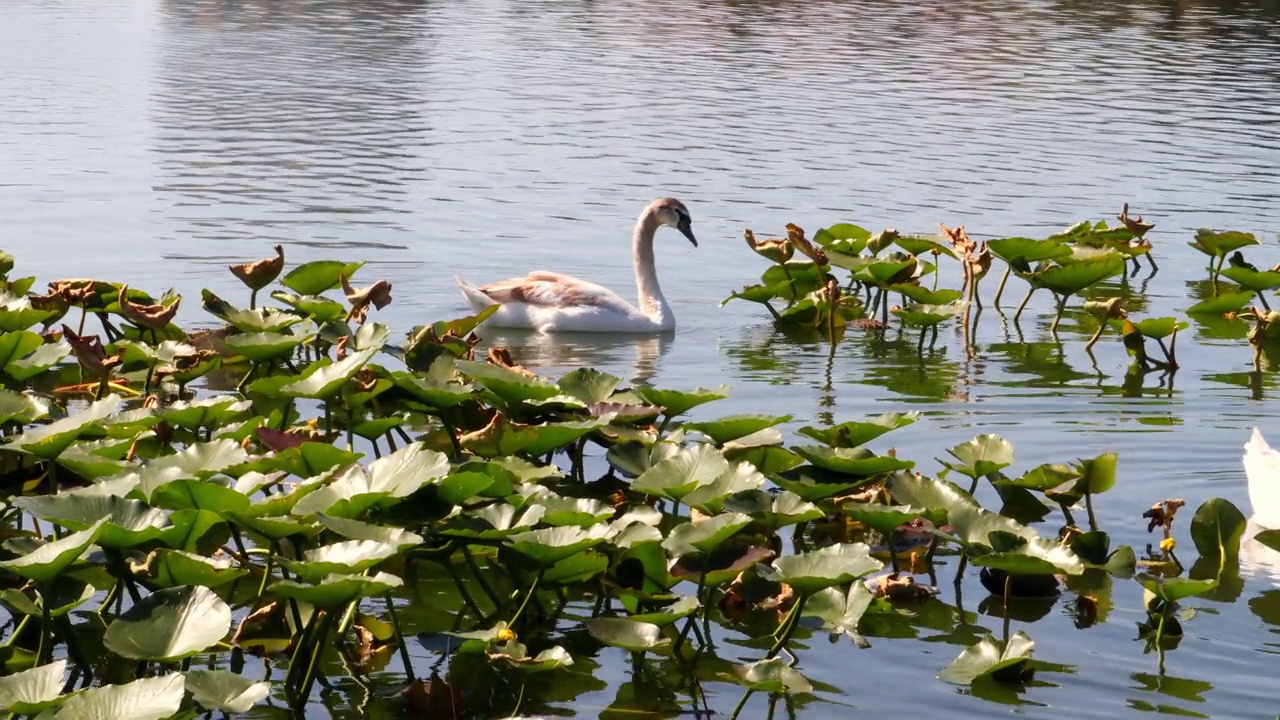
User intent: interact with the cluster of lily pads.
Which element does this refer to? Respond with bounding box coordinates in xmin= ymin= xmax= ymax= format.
xmin=0 ymin=245 xmax=1271 ymax=719
xmin=726 ymin=206 xmax=1280 ymax=376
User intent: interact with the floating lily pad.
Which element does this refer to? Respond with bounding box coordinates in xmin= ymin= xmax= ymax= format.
xmin=5 ymin=396 xmax=122 ymax=459
xmin=942 ymin=434 xmax=1014 ymax=479
xmin=631 ymin=444 xmax=730 ymax=502
xmin=271 ymin=571 xmax=403 ymax=610
xmin=681 ymin=414 xmax=793 ymax=444
xmin=1186 ymin=291 xmax=1254 ymax=315
xmin=793 ymin=446 xmax=915 ymax=476
xmin=804 ymin=581 xmax=877 ymax=640
xmin=938 ymin=632 xmax=1035 ymax=685
xmin=796 ymin=412 xmax=920 ymax=448
xmin=0 ymin=518 xmax=106 ymax=584
xmin=485 ymin=642 xmax=574 ymax=673
xmin=557 ymin=368 xmax=622 ymax=404
xmin=634 ymin=385 xmax=730 ymax=418
xmin=585 ymin=618 xmax=671 ymax=654
xmin=184 ymin=670 xmax=271 ymax=714
xmin=728 ymin=657 xmax=813 ymax=694
xmin=507 ymin=525 xmax=610 ymax=566
xmin=661 ymin=513 xmax=753 ymax=557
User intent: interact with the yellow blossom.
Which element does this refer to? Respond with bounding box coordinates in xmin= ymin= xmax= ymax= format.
xmin=1160 ymin=537 xmax=1177 ymax=553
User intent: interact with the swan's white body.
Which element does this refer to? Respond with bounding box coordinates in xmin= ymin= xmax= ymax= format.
xmin=1243 ymin=427 xmax=1280 ymax=530
xmin=455 ymin=198 xmax=697 ymax=334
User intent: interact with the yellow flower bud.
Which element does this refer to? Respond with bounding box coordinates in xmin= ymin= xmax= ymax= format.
xmin=496 ymin=628 xmax=517 ymax=642
xmin=1160 ymin=537 xmax=1177 ymax=553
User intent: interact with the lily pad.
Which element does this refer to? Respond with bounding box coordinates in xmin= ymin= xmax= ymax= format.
xmin=103 ymin=585 xmax=232 ymax=661
xmin=942 ymin=434 xmax=1014 ymax=479
xmin=43 ymin=674 xmax=184 ymax=720
xmin=661 ymin=513 xmax=753 ymax=557
xmin=796 ymin=412 xmax=920 ymax=448
xmin=793 ymin=446 xmax=915 ymax=477
xmin=0 ymin=660 xmax=65 ymax=714
xmin=729 ymin=657 xmax=813 ymax=694
xmin=280 ymin=259 xmax=366 ymax=295
xmin=938 ymin=632 xmax=1035 ymax=685
xmin=183 ymin=670 xmax=271 ymax=714
xmin=805 ymin=581 xmax=877 ymax=640
xmin=585 ymin=618 xmax=671 ymax=654
xmin=634 ymin=385 xmax=730 ymax=418
xmin=5 ymin=395 xmax=122 ymax=459
xmin=681 ymin=414 xmax=793 ymax=444
xmin=631 ymin=444 xmax=730 ymax=502
xmin=557 ymin=368 xmax=622 ymax=404
xmin=0 ymin=518 xmax=106 ymax=584
xmin=759 ymin=542 xmax=884 ymax=595
xmin=270 ymin=571 xmax=403 ymax=610
xmin=1189 ymin=497 xmax=1246 ymax=561
xmin=507 ymin=525 xmax=610 ymax=566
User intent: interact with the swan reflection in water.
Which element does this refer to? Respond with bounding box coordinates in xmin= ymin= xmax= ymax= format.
xmin=476 ymin=329 xmax=673 ymax=387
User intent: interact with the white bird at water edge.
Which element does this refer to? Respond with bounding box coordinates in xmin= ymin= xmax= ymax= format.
xmin=1239 ymin=427 xmax=1280 ymax=579
xmin=455 ymin=197 xmax=698 ymax=334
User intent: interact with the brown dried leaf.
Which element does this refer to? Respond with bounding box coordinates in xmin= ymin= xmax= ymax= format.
xmin=1117 ymin=203 xmax=1155 ymax=238
xmin=62 ymin=324 xmax=122 ymax=378
xmin=229 ymin=245 xmax=285 ymax=290
xmin=744 ymin=229 xmax=794 ymax=264
xmin=786 ymin=224 xmax=829 ymax=267
xmin=1142 ymin=498 xmax=1185 ymax=534
xmin=117 ymin=285 xmax=180 ymax=330
xmin=341 ymin=275 xmax=393 ymax=324
xmin=486 ymin=347 xmax=535 ymax=377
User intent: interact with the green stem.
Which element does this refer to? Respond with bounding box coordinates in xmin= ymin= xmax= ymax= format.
xmin=729 ymin=689 xmax=756 ymax=720
xmin=992 ymin=266 xmax=1012 ymax=307
xmin=1085 ymin=325 xmax=1105 ymax=353
xmin=37 ymin=591 xmax=52 ymax=665
xmin=765 ymin=594 xmax=808 ymax=659
xmin=383 ymin=593 xmax=415 ymax=682
xmin=1002 ymin=571 xmax=1012 ymax=646
xmin=1085 ymin=490 xmax=1098 ymax=533
xmin=461 ymin=546 xmax=502 ymax=609
xmin=1013 ymin=287 xmax=1036 ymax=322
xmin=295 ymin=610 xmax=335 ymax=706
xmin=509 ymin=569 xmax=545 ymax=627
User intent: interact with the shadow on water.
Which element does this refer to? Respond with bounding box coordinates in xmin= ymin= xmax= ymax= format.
xmin=479 ymin=329 xmax=675 ymax=387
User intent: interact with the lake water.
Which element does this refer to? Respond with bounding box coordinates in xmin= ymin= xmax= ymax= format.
xmin=5 ymin=0 xmax=1280 ymax=717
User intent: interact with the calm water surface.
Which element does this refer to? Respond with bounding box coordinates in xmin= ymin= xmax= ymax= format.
xmin=5 ymin=0 xmax=1280 ymax=717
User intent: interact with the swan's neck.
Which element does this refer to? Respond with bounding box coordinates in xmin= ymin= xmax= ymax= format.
xmin=633 ymin=211 xmax=670 ymax=326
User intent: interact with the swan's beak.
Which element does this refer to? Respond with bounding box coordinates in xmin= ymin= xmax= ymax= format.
xmin=678 ymin=220 xmax=698 ymax=247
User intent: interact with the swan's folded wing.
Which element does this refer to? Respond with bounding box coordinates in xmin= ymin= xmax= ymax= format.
xmin=480 ymin=271 xmax=626 ymax=308
xmin=1244 ymin=427 xmax=1280 ymax=529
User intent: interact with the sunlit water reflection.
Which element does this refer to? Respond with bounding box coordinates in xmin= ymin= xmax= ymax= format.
xmin=5 ymin=0 xmax=1280 ymax=716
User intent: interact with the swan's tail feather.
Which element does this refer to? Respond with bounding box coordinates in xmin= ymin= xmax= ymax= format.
xmin=1244 ymin=427 xmax=1280 ymax=529
xmin=455 ymin=275 xmax=497 ymax=312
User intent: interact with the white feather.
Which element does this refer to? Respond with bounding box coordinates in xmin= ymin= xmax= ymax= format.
xmin=1242 ymin=426 xmax=1280 ymax=529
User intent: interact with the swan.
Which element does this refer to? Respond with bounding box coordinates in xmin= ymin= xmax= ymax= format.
xmin=1243 ymin=427 xmax=1280 ymax=530
xmin=455 ymin=197 xmax=697 ymax=333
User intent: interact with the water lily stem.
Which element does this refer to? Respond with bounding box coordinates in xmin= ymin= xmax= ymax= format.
xmin=1050 ymin=294 xmax=1069 ymax=335
xmin=383 ymin=593 xmax=415 ymax=681
xmin=443 ymin=559 xmax=484 ymax=618
xmin=1085 ymin=490 xmax=1098 ymax=533
xmin=729 ymin=689 xmax=755 ymax=720
xmin=992 ymin=266 xmax=1012 ymax=307
xmin=461 ymin=546 xmax=502 ymax=609
xmin=509 ymin=569 xmax=544 ymax=627
xmin=765 ymin=594 xmax=808 ymax=659
xmin=1002 ymin=572 xmax=1012 ymax=646
xmin=1085 ymin=325 xmax=1105 ymax=353
xmin=36 ymin=592 xmax=52 ymax=665
xmin=250 ymin=288 xmax=258 ymax=310
xmin=1013 ymin=288 xmax=1036 ymax=323
xmin=295 ymin=610 xmax=336 ymax=707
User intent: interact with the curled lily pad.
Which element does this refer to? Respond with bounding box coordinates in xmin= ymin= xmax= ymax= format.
xmin=892 ymin=302 xmax=966 ymax=328
xmin=103 ymin=585 xmax=232 ymax=661
xmin=225 ymin=331 xmax=306 ymax=363
xmin=184 ymin=670 xmax=271 ymax=713
xmin=938 ymin=632 xmax=1035 ymax=685
xmin=1136 ymin=573 xmax=1216 ymax=603
xmin=759 ymin=543 xmax=883 ymax=595
xmin=0 ymin=389 xmax=50 ymax=424
xmin=14 ymin=494 xmax=171 ymax=550
xmin=728 ymin=657 xmax=813 ymax=694
xmin=722 ymin=489 xmax=823 ymax=530
xmin=282 ymin=540 xmax=399 ymax=582
xmin=1190 ymin=228 xmax=1257 ymax=257
xmin=316 ymin=514 xmax=423 ymax=549
xmin=682 ymin=463 xmax=768 ymax=514
xmin=804 ymin=581 xmax=877 ymax=640
xmin=628 ymin=596 xmax=700 ymax=626
xmin=1189 ymin=497 xmax=1246 ymax=561
xmin=557 ymin=367 xmax=622 ymax=404
xmin=485 ymin=642 xmax=574 ymax=673
xmin=143 ymin=549 xmax=248 ymax=589
xmin=276 ymin=347 xmax=378 ymax=400
xmin=942 ymin=434 xmax=1014 ymax=479
xmin=585 ymin=618 xmax=671 ymax=654
xmin=454 ymin=359 xmax=560 ymax=404
xmin=281 ymin=259 xmax=366 ymax=295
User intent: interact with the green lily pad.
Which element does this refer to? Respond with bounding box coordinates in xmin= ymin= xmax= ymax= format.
xmin=280 ymin=259 xmax=366 ymax=295
xmin=0 ymin=293 xmax=61 ymax=332
xmin=1025 ymin=257 xmax=1126 ymax=295
xmin=154 ymin=397 xmax=252 ymax=431
xmin=270 ymin=291 xmax=347 ymax=322
xmin=661 ymin=512 xmax=753 ymax=557
xmin=5 ymin=396 xmax=122 ymax=459
xmin=282 ymin=540 xmax=398 ymax=582
xmin=14 ymin=494 xmax=171 ymax=550
xmin=224 ymin=307 xmax=305 ymax=334
xmin=1190 ymin=229 xmax=1258 ymax=257
xmin=1221 ymin=265 xmax=1280 ymax=292
xmin=938 ymin=632 xmax=1035 ymax=685
xmin=729 ymin=657 xmax=813 ymax=694
xmin=793 ymin=446 xmax=915 ymax=476
xmin=886 ymin=472 xmax=980 ymax=515
xmin=0 ymin=389 xmax=50 ymax=424
xmin=628 ymin=596 xmax=700 ymax=626
xmin=942 ymin=434 xmax=1014 ymax=479
xmin=316 ymin=514 xmax=423 ymax=549
xmin=892 ymin=285 xmax=964 ymax=305
xmin=1136 ymin=573 xmax=1217 ymax=603
xmin=987 ymin=237 xmax=1071 ymax=264
xmin=144 ymin=549 xmax=248 ymax=589
xmin=224 ymin=331 xmax=306 ymax=362
xmin=183 ymin=670 xmax=271 ymax=713
xmin=454 ymin=359 xmax=561 ymax=404
xmin=681 ymin=414 xmax=793 ymax=444
xmin=1187 ymin=291 xmax=1254 ymax=315
xmin=276 ymin=347 xmax=378 ymax=399
xmin=507 ymin=525 xmax=610 ymax=566
xmin=534 ymin=494 xmax=615 ymax=527
xmin=291 ymin=443 xmax=449 ymax=517
xmin=682 ymin=463 xmax=768 ymax=514
xmin=557 ymin=368 xmax=622 ymax=404
xmin=0 ymin=518 xmax=106 ymax=584
xmin=271 ymin=571 xmax=402 ymax=610
xmin=103 ymin=585 xmax=231 ymax=661
xmin=634 ymin=385 xmax=730 ymax=418
xmin=485 ymin=642 xmax=574 ymax=673
xmin=585 ymin=618 xmax=671 ymax=653
xmin=631 ymin=444 xmax=730 ymax=502
xmin=0 ymin=577 xmax=96 ymax=618
xmin=804 ymin=581 xmax=877 ymax=640
xmin=42 ymin=674 xmax=184 ymax=720
xmin=722 ymin=489 xmax=824 ymax=530
xmin=6 ymin=340 xmax=71 ymax=382
xmin=1189 ymin=497 xmax=1246 ymax=561
xmin=842 ymin=502 xmax=935 ymax=534
xmin=759 ymin=542 xmax=884 ymax=595
xmin=796 ymin=412 xmax=920 ymax=448
xmin=892 ymin=303 xmax=966 ymax=327
xmin=0 ymin=659 xmax=66 ymax=714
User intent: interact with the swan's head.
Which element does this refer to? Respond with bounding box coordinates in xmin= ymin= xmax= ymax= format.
xmin=653 ymin=198 xmax=697 ymax=247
